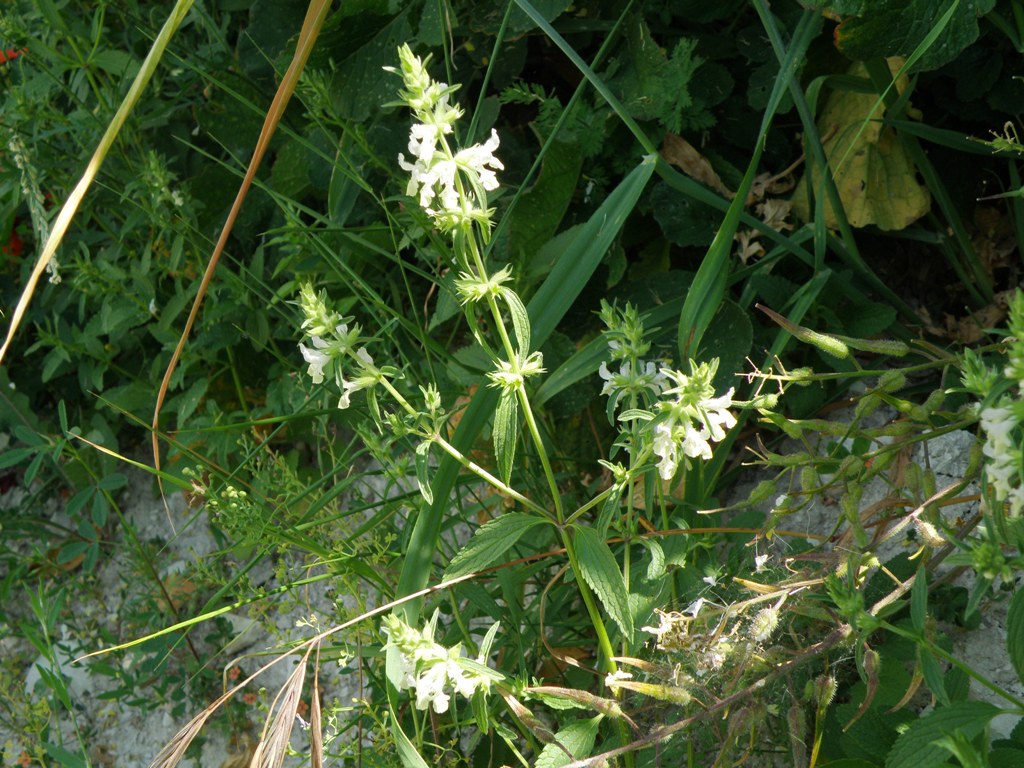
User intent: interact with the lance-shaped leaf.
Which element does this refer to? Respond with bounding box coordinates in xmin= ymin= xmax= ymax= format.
xmin=444 ymin=513 xmax=549 ymax=580
xmin=493 ymin=389 xmax=519 ymax=486
xmin=574 ymin=525 xmax=634 ymax=639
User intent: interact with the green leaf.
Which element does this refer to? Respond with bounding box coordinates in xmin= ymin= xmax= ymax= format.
xmin=818 ymin=0 xmax=996 ymax=72
xmin=535 ymin=716 xmax=601 ymax=768
xmin=0 ymin=447 xmax=34 ymax=470
xmin=390 ymin=711 xmax=431 ymax=768
xmin=493 ymin=389 xmax=519 ymax=486
xmin=607 ymin=19 xmax=700 ymax=134
xmin=698 ymin=298 xmax=753 ymax=392
xmin=574 ymin=526 xmax=634 ymax=639
xmin=917 ymin=646 xmax=949 ymax=707
xmin=331 ymin=13 xmax=413 ymax=121
xmin=415 ymin=441 xmax=433 ymax=505
xmin=174 ymin=377 xmax=209 ymax=426
xmin=510 ymin=139 xmax=583 ymax=268
xmin=527 ymin=157 xmax=655 ymax=343
xmin=502 ymin=289 xmax=531 ymax=355
xmin=444 ymin=513 xmax=547 ymax=580
xmin=1006 ymin=587 xmax=1024 ymax=685
xmin=637 ymin=537 xmax=666 ymax=582
xmin=885 ymin=701 xmax=1000 ymax=768
xmin=911 ymin=566 xmax=927 ymax=632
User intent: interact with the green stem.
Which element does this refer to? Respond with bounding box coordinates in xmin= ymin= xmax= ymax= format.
xmin=882 ymin=620 xmax=1024 ymax=710
xmin=560 ymin=528 xmax=618 ymax=675
xmin=431 ymin=433 xmax=552 ymax=519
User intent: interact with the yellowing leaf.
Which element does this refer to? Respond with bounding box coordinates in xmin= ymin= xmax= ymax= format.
xmin=792 ymin=60 xmax=930 ymax=231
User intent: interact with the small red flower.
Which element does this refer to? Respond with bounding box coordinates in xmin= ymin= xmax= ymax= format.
xmin=2 ymin=224 xmax=23 ymax=260
xmin=0 ymin=48 xmax=27 ymax=65
xmin=17 ymin=751 xmax=32 ymax=767
xmin=227 ymin=665 xmax=241 ymax=680
xmin=243 ymin=692 xmax=258 ymax=705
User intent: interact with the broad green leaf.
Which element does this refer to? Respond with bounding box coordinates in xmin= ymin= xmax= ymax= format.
xmin=819 ymin=0 xmax=996 ymax=72
xmin=637 ymin=537 xmax=666 ymax=582
xmin=510 ymin=139 xmax=583 ymax=268
xmin=535 ymin=716 xmax=601 ymax=768
xmin=444 ymin=513 xmax=547 ymax=580
xmin=493 ymin=390 xmax=519 ymax=486
xmin=391 ymin=711 xmax=431 ymax=768
xmin=527 ymin=157 xmax=655 ymax=343
xmin=885 ymin=701 xmax=1000 ymax=768
xmin=651 ymin=181 xmax=722 ymax=248
xmin=1006 ymin=587 xmax=1024 ymax=684
xmin=574 ymin=526 xmax=634 ymax=639
xmin=698 ymin=299 xmax=753 ymax=393
xmin=331 ymin=14 xmax=413 ymax=121
xmin=792 ymin=61 xmax=930 ymax=231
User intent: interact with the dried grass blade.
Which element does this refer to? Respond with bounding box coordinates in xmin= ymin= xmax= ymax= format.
xmin=151 ymin=0 xmax=332 ymax=483
xmin=310 ymin=645 xmax=324 ymax=768
xmin=250 ymin=655 xmax=307 ymax=768
xmin=147 ymin=708 xmax=216 ymax=768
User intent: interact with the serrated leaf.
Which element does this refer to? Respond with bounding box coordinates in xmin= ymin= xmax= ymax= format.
xmin=444 ymin=513 xmax=547 ymax=580
xmin=917 ymin=646 xmax=948 ymax=707
xmin=1006 ymin=588 xmax=1024 ymax=685
xmin=502 ymin=288 xmax=531 ymax=355
xmin=493 ymin=390 xmax=519 ymax=486
xmin=574 ymin=526 xmax=634 ymax=639
xmin=637 ymin=537 xmax=666 ymax=582
xmin=824 ymin=0 xmax=996 ymax=72
xmin=911 ymin=566 xmax=927 ymax=632
xmin=415 ymin=441 xmax=433 ymax=505
xmin=885 ymin=701 xmax=1000 ymax=768
xmin=535 ymin=716 xmax=601 ymax=768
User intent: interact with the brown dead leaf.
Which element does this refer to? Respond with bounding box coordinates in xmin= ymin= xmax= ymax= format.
xmin=661 ymin=133 xmax=734 ymax=200
xmin=925 ymin=289 xmax=1015 ymax=343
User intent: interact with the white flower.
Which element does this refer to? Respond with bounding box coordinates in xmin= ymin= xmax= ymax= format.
xmin=680 ymin=421 xmax=712 ymax=461
xmin=981 ymin=406 xmax=1016 ymax=444
xmin=455 ymin=129 xmax=503 ymax=192
xmin=652 ymin=422 xmax=679 ymax=480
xmin=299 ymin=336 xmax=331 ymax=384
xmin=980 ymin=404 xmax=1022 ymax=512
xmin=605 ymin=670 xmax=633 ymax=693
xmin=599 ymin=359 xmax=668 ymax=402
xmin=381 ymin=614 xmax=499 ymax=716
xmin=684 ymin=597 xmax=706 ymax=617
